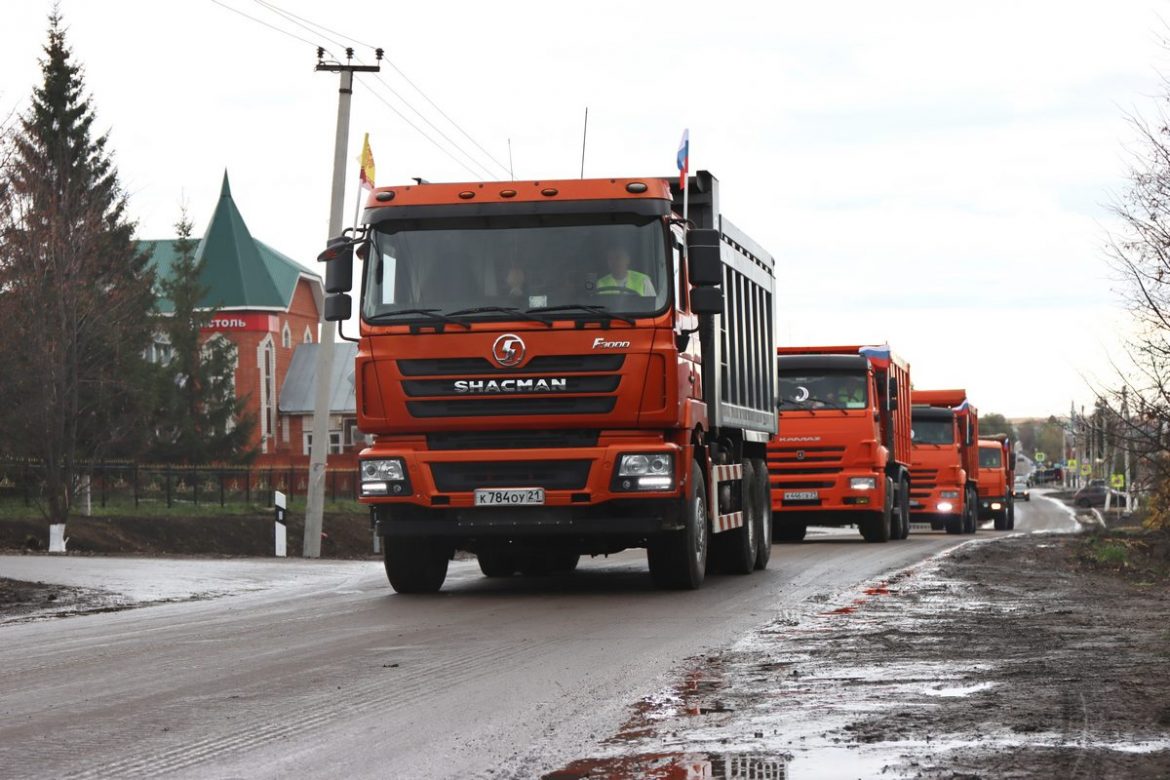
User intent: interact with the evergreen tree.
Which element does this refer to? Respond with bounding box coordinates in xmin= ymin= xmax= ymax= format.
xmin=0 ymin=11 xmax=156 ymax=526
xmin=148 ymin=211 xmax=257 ymax=464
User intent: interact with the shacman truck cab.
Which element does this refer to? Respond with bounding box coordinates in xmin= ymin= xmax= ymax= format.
xmin=767 ymin=345 xmax=912 ymax=543
xmin=910 ymin=389 xmax=980 ymax=535
xmin=318 ymin=171 xmax=777 ymax=592
xmin=977 ymin=433 xmax=1015 ymax=530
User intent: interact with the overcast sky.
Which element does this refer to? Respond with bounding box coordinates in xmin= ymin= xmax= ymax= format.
xmin=3 ymin=0 xmax=1166 ymax=418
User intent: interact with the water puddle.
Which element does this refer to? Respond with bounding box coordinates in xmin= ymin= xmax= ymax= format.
xmin=923 ymin=681 xmax=996 ymax=697
xmin=544 ymin=749 xmax=899 ymax=779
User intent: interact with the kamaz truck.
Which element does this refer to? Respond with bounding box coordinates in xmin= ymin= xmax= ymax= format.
xmin=977 ymin=434 xmax=1015 ymax=530
xmin=909 ymin=389 xmax=980 ymax=535
xmin=318 ymin=171 xmax=777 ymax=592
xmin=767 ymin=345 xmax=912 ymax=543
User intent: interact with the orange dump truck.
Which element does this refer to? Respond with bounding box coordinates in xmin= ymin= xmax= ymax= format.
xmin=909 ymin=389 xmax=980 ymax=534
xmin=767 ymin=345 xmax=912 ymax=543
xmin=977 ymin=434 xmax=1015 ymax=530
xmin=318 ymin=171 xmax=777 ymax=592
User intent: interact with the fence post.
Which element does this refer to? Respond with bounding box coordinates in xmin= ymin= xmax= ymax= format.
xmin=245 ymin=468 xmax=251 ymax=506
xmin=269 ymin=468 xmax=275 ymax=507
xmin=165 ymin=465 xmax=172 ymax=509
xmin=100 ymin=461 xmax=107 ymax=508
xmin=133 ymin=463 xmax=139 ymax=508
xmin=219 ymin=470 xmax=225 ymax=507
xmin=193 ymin=466 xmax=199 ymax=507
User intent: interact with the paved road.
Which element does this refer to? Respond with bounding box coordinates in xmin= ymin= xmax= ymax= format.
xmin=0 ymin=496 xmax=1076 ymax=779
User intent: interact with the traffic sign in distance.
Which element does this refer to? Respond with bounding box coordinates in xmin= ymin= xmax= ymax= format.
xmin=1081 ymin=463 xmax=1092 ymax=476
xmin=1034 ymin=451 xmax=1047 ymax=463
xmin=1111 ymin=473 xmax=1125 ymax=489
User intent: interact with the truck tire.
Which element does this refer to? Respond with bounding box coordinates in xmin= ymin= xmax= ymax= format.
xmin=993 ymin=507 xmax=1008 ymax=531
xmin=477 ymin=550 xmax=516 ymax=578
xmin=384 ymin=537 xmax=449 ymax=594
xmin=774 ymin=522 xmax=807 ymax=542
xmin=963 ymin=488 xmax=978 ymax=534
xmin=860 ymin=478 xmax=893 ymax=543
xmin=752 ymin=458 xmax=771 ymax=570
xmin=893 ymin=476 xmax=911 ymax=540
xmin=648 ymin=460 xmax=708 ymax=590
xmin=1007 ymin=500 xmax=1016 ymax=530
xmin=713 ymin=461 xmax=757 ymax=575
xmin=945 ymin=517 xmax=962 ymax=535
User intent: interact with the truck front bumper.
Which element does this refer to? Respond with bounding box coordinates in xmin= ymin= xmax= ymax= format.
xmin=978 ymin=495 xmax=1008 ymax=519
xmin=769 ymin=469 xmax=885 ymax=524
xmin=372 ymin=499 xmax=681 ymax=538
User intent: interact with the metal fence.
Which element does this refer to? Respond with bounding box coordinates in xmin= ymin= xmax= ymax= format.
xmin=0 ymin=461 xmax=360 ymax=511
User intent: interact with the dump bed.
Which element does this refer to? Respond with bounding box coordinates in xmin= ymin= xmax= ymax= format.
xmin=672 ymin=171 xmax=776 ymax=437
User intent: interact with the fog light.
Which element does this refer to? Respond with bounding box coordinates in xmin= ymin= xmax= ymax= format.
xmin=363 ymin=481 xmax=388 ymax=495
xmin=991 ymin=502 xmax=1002 ymax=510
xmin=850 ymin=477 xmax=876 ymax=490
xmin=938 ymin=501 xmax=954 ymax=512
xmin=637 ymin=476 xmax=672 ymax=490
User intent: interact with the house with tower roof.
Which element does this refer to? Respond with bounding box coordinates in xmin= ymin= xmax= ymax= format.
xmin=141 ymin=172 xmax=361 ymax=464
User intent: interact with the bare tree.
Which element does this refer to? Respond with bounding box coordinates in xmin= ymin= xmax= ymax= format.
xmin=0 ymin=12 xmax=155 ymax=533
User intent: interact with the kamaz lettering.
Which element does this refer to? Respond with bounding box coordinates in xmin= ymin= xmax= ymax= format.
xmin=453 ymin=378 xmax=569 ymax=394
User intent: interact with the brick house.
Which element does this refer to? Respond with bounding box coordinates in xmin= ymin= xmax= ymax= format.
xmin=141 ymin=172 xmax=359 ymax=465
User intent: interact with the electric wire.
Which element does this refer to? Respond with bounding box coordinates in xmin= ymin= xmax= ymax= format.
xmin=207 ymin=0 xmax=330 ymax=52
xmin=248 ymin=0 xmax=511 ymax=178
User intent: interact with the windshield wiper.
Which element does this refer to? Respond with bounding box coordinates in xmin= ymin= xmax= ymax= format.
xmin=445 ymin=306 xmax=553 ymax=326
xmin=525 ymin=303 xmax=635 ymax=326
xmin=367 ymin=308 xmax=471 ymax=330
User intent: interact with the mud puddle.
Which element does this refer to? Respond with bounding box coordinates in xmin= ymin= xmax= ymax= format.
xmin=543 ymin=534 xmax=1170 ymax=779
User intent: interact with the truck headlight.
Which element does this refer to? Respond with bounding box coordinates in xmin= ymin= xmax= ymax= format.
xmin=940 ymin=490 xmax=960 ymax=499
xmin=361 ymin=459 xmax=409 ymax=496
xmin=618 ymin=453 xmax=673 ymax=477
xmin=615 ymin=453 xmax=674 ymax=491
xmin=937 ymin=501 xmax=954 ymax=512
xmin=849 ymin=477 xmax=876 ymax=490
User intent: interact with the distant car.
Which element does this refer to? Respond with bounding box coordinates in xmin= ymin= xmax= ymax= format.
xmin=1012 ymin=479 xmax=1030 ymax=501
xmin=1072 ymin=484 xmax=1124 ymax=508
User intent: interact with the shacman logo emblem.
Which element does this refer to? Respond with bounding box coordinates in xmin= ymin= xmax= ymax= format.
xmin=491 ymin=333 xmax=526 ymax=367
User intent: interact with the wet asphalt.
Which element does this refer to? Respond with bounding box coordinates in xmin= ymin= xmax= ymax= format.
xmin=0 ymin=495 xmax=1076 ymax=779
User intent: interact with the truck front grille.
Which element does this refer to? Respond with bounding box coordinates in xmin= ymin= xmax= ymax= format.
xmin=430 ymin=460 xmax=592 ymax=491
xmin=766 ymin=446 xmax=847 ymax=479
xmin=426 ymin=430 xmax=600 ymax=451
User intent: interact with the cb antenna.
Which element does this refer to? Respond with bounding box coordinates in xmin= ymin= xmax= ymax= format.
xmin=579 ymin=107 xmax=589 ymax=179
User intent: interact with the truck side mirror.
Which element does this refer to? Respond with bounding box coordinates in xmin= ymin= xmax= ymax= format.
xmin=319 ymin=236 xmax=356 ymax=293
xmin=686 ymin=229 xmax=722 ymax=286
xmin=689 ymin=286 xmax=724 ymax=316
xmin=324 ymin=293 xmax=351 ymax=322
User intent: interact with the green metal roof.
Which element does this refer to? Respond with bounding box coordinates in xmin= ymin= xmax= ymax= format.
xmin=142 ymin=172 xmax=320 ymax=313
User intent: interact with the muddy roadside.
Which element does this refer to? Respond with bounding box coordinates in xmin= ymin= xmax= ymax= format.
xmin=0 ymin=576 xmax=133 ymax=624
xmin=544 ymin=531 xmax=1170 ymax=779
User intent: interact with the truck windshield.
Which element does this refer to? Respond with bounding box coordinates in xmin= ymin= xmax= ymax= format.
xmin=363 ymin=215 xmax=669 ymax=322
xmin=979 ymin=448 xmax=1003 ymax=468
xmin=778 ymin=371 xmax=868 ymax=410
xmin=912 ymin=417 xmax=954 ymax=445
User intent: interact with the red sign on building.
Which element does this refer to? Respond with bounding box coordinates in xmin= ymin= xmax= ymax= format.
xmin=201 ymin=313 xmax=277 ymax=333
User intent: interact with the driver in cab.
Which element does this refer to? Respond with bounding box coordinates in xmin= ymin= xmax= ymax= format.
xmin=597 ymin=247 xmax=655 ymax=297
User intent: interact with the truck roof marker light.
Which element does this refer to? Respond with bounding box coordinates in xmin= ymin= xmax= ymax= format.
xmin=500 ymin=189 xmax=517 ymax=198
xmin=375 ymin=191 xmax=395 ymax=202
xmin=541 ymin=188 xmax=559 ymax=197
xmin=458 ymin=191 xmax=475 ymax=199
xmin=626 ymin=182 xmax=648 ymax=193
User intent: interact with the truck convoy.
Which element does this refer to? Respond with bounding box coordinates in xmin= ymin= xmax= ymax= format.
xmin=977 ymin=434 xmax=1015 ymax=530
xmin=319 ymin=171 xmax=776 ymax=592
xmin=767 ymin=345 xmax=912 ymax=543
xmin=909 ymin=389 xmax=980 ymax=535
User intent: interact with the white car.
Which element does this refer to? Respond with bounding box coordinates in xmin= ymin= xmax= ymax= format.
xmin=1012 ymin=479 xmax=1030 ymax=501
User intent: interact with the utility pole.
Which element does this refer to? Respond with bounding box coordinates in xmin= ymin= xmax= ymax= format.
xmin=304 ymin=47 xmax=381 ymax=558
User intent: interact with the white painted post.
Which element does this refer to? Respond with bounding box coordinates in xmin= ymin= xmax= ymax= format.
xmin=48 ymin=524 xmax=67 ymax=553
xmin=274 ymin=491 xmax=287 ymax=558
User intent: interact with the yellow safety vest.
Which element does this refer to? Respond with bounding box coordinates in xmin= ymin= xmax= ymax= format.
xmin=597 ymin=270 xmax=650 ymax=295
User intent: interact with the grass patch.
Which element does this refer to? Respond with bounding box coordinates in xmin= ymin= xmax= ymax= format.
xmin=1093 ymin=542 xmax=1129 ymax=566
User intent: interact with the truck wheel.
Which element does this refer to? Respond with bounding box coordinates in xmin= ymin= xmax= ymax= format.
xmin=1007 ymin=500 xmax=1016 ymax=530
xmin=477 ymin=550 xmax=515 ymax=578
xmin=963 ymin=489 xmax=978 ymax=534
xmin=860 ymin=479 xmax=893 ymax=543
xmin=774 ymin=521 xmax=806 ymax=542
xmin=384 ymin=537 xmax=449 ymax=594
xmin=993 ymin=508 xmax=1008 ymax=531
xmin=648 ymin=460 xmax=708 ymax=590
xmin=893 ymin=477 xmax=911 ymax=539
xmin=945 ymin=518 xmax=962 ymax=535
xmin=752 ymin=458 xmax=771 ymax=570
xmin=714 ymin=461 xmax=757 ymax=575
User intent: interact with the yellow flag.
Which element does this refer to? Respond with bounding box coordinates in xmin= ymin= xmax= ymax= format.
xmin=359 ymin=133 xmax=375 ymax=191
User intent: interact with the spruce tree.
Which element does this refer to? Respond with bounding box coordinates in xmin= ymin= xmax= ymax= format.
xmin=0 ymin=11 xmax=156 ymax=528
xmin=149 ymin=212 xmax=257 ymax=464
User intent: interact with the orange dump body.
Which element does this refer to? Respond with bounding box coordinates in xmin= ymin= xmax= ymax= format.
xmin=767 ymin=345 xmax=911 ymax=526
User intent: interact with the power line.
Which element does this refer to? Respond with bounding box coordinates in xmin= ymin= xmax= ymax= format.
xmin=207 ymin=0 xmax=331 ymax=52
xmin=246 ymin=0 xmax=511 ymax=178
xmin=354 ymin=80 xmax=486 ymax=181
